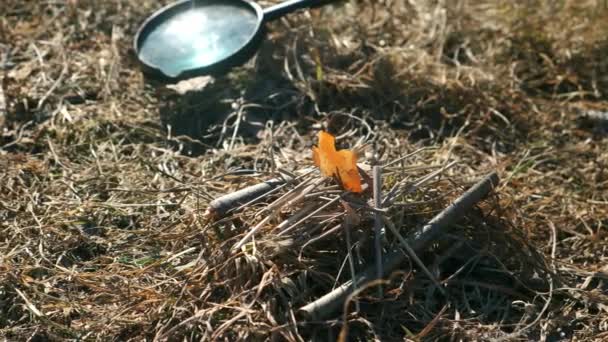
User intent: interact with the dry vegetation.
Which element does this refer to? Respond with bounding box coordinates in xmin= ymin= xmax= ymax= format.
xmin=1 ymin=0 xmax=608 ymax=340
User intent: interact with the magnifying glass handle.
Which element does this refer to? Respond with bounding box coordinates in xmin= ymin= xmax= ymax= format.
xmin=263 ymin=0 xmax=340 ymax=22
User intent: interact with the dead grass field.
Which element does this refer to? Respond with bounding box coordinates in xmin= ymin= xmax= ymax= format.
xmin=1 ymin=0 xmax=608 ymax=340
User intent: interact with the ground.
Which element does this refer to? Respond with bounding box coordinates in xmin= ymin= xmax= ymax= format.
xmin=1 ymin=0 xmax=608 ymax=341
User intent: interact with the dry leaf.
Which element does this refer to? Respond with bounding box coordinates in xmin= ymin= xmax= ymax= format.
xmin=312 ymin=131 xmax=363 ymax=193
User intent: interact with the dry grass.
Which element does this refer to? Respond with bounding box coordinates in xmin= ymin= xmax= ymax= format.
xmin=1 ymin=0 xmax=608 ymax=340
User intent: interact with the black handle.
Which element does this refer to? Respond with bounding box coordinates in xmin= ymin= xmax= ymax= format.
xmin=262 ymin=0 xmax=339 ymax=22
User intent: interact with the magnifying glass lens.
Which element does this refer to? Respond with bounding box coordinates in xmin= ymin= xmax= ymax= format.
xmin=138 ymin=4 xmax=259 ymax=77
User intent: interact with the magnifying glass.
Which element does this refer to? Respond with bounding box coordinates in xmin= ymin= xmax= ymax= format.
xmin=134 ymin=0 xmax=339 ymax=83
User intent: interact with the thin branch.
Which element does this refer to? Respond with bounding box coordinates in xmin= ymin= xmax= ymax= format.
xmin=372 ymin=165 xmax=384 ymax=298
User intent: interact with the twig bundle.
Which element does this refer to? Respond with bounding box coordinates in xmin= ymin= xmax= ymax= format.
xmin=204 ymin=145 xmax=493 ymax=321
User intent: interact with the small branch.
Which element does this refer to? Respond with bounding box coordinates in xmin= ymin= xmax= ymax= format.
xmin=228 ymin=105 xmax=244 ymax=151
xmin=342 ymin=212 xmax=360 ymax=312
xmin=0 ymin=77 xmax=5 ymax=129
xmin=372 ymin=165 xmax=384 ymax=298
xmin=298 ymin=172 xmax=500 ymax=320
xmin=205 ymin=177 xmax=291 ymax=218
xmin=233 ymin=168 xmax=313 ymax=212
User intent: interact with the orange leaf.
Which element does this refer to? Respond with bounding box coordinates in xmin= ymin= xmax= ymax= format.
xmin=312 ymin=131 xmax=362 ymax=193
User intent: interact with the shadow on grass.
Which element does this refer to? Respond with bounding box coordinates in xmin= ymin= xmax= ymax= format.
xmin=153 ymin=27 xmax=532 ymax=157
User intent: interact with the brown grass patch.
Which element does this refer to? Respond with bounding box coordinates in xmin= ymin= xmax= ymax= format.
xmin=1 ymin=0 xmax=607 ymax=340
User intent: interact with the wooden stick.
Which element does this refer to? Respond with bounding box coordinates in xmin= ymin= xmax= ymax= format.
xmin=298 ymin=172 xmax=499 ymax=320
xmin=372 ymin=165 xmax=384 ymax=298
xmin=232 ymin=169 xmax=313 ymax=212
xmin=205 ymin=176 xmax=291 ymax=218
xmin=0 ymin=77 xmax=5 ymax=129
xmin=342 ymin=214 xmax=360 ymax=312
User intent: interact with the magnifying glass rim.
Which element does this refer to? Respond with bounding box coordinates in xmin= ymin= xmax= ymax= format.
xmin=133 ymin=0 xmax=265 ymax=83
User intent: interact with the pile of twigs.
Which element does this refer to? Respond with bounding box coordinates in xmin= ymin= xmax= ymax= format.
xmin=205 ymin=144 xmax=499 ymax=328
